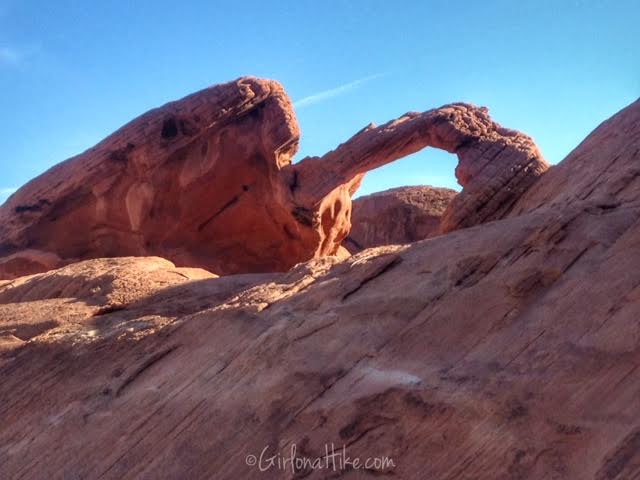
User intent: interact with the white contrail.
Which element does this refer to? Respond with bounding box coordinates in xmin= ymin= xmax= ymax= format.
xmin=0 ymin=187 xmax=17 ymax=195
xmin=293 ymin=73 xmax=386 ymax=109
xmin=0 ymin=46 xmax=21 ymax=65
xmin=0 ymin=44 xmax=41 ymax=66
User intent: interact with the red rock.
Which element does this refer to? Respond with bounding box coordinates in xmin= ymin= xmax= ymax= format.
xmin=0 ymin=77 xmax=304 ymax=277
xmin=0 ymin=79 xmax=548 ymax=279
xmin=0 ymin=99 xmax=639 ymax=479
xmin=288 ymin=103 xmax=549 ymax=234
xmin=345 ymin=185 xmax=457 ymax=252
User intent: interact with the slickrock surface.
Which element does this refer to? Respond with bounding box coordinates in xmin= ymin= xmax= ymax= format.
xmin=0 ymin=257 xmax=216 ymax=354
xmin=345 ymin=185 xmax=458 ymax=252
xmin=0 ymin=78 xmax=548 ymax=279
xmin=0 ymin=99 xmax=639 ymax=479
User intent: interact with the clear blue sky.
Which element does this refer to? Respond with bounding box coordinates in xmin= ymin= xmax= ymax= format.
xmin=1 ymin=0 xmax=638 ymax=204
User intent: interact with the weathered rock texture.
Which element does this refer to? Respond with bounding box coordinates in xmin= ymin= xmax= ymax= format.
xmin=345 ymin=185 xmax=458 ymax=252
xmin=287 ymin=103 xmax=549 ymax=234
xmin=0 ymin=78 xmax=548 ymax=279
xmin=0 ymin=78 xmax=303 ymax=278
xmin=0 ymin=98 xmax=639 ymax=479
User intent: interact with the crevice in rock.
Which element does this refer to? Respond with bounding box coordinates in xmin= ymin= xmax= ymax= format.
xmin=197 ymin=195 xmax=240 ymax=232
xmin=115 ymin=345 xmax=179 ymax=397
xmin=342 ymin=256 xmax=403 ymax=300
xmin=14 ymin=199 xmax=51 ymax=214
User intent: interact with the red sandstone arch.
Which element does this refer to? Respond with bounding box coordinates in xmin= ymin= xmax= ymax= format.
xmin=0 ymin=77 xmax=548 ymax=279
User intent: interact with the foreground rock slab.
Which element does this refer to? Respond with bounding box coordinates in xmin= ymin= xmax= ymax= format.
xmin=0 ymin=98 xmax=639 ymax=479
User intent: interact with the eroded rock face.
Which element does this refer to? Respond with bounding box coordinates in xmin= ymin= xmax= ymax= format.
xmin=287 ymin=103 xmax=549 ymax=234
xmin=0 ymin=77 xmax=306 ymax=278
xmin=0 ymin=99 xmax=639 ymax=479
xmin=0 ymin=79 xmax=548 ymax=279
xmin=345 ymin=185 xmax=458 ymax=252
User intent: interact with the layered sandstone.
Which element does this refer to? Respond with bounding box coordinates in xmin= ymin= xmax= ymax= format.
xmin=345 ymin=185 xmax=457 ymax=252
xmin=287 ymin=103 xmax=549 ymax=234
xmin=0 ymin=78 xmax=548 ymax=279
xmin=0 ymin=98 xmax=639 ymax=479
xmin=0 ymin=78 xmax=303 ymax=277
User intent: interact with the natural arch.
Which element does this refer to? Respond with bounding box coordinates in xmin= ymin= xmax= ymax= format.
xmin=286 ymin=103 xmax=548 ymax=236
xmin=0 ymin=77 xmax=549 ymax=279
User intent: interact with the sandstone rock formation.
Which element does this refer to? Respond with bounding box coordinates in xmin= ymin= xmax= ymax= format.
xmin=288 ymin=102 xmax=548 ymax=235
xmin=344 ymin=185 xmax=457 ymax=252
xmin=0 ymin=78 xmax=548 ymax=279
xmin=0 ymin=98 xmax=639 ymax=479
xmin=0 ymin=78 xmax=303 ymax=278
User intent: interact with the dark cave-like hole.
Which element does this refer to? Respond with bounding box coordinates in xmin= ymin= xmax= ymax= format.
xmin=161 ymin=118 xmax=179 ymax=139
